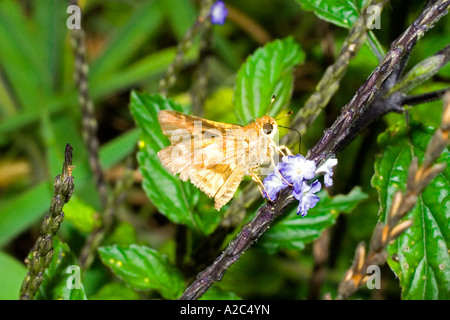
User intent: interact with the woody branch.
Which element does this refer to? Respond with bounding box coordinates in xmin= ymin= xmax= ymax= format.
xmin=179 ymin=0 xmax=450 ymax=300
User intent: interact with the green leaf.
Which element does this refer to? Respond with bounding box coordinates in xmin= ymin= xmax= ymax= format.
xmin=372 ymin=122 xmax=450 ymax=300
xmin=36 ymin=238 xmax=87 ymax=300
xmin=33 ymin=0 xmax=66 ymax=91
xmin=103 ymin=222 xmax=137 ymax=247
xmin=98 ymin=244 xmax=185 ymax=299
xmin=296 ymin=0 xmax=368 ymax=29
xmin=0 ymin=181 xmax=52 ymax=247
xmin=129 ymin=91 xmax=220 ymax=233
xmin=0 ymin=251 xmax=27 ymax=300
xmin=90 ymin=282 xmax=140 ymax=300
xmin=90 ymin=0 xmax=163 ymax=79
xmin=159 ymin=0 xmax=197 ymax=41
xmin=0 ymin=0 xmax=51 ymax=110
xmin=0 ymin=44 xmax=197 ymax=139
xmin=234 ymin=37 xmax=304 ymax=124
xmin=259 ymin=187 xmax=368 ymax=253
xmin=64 ymin=196 xmax=98 ymax=234
xmin=92 ymin=45 xmax=198 ymax=100
xmin=200 ymin=286 xmax=242 ymax=300
xmin=99 ymin=128 xmax=140 ymax=169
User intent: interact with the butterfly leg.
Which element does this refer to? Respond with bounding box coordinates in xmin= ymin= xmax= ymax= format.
xmin=249 ymin=170 xmax=273 ymax=202
xmin=277 ymin=145 xmax=293 ymax=156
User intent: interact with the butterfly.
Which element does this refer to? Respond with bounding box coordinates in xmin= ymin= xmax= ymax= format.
xmin=157 ymin=102 xmax=292 ymax=210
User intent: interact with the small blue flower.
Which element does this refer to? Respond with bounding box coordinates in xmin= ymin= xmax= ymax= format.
xmin=210 ymin=0 xmax=228 ymax=25
xmin=261 ymin=154 xmax=331 ymax=217
xmin=315 ymin=158 xmax=338 ymax=187
xmin=278 ymin=154 xmax=316 ymax=185
xmin=262 ymin=170 xmax=288 ymax=201
xmin=292 ymin=180 xmax=321 ymax=217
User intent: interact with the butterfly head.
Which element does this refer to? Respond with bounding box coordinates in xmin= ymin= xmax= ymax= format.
xmin=257 ymin=115 xmax=278 ymax=138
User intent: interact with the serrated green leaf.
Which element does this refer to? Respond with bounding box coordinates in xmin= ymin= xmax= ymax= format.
xmin=98 ymin=244 xmax=185 ymax=299
xmin=36 ymin=238 xmax=87 ymax=300
xmin=129 ymin=91 xmax=220 ymax=233
xmin=296 ymin=0 xmax=368 ymax=28
xmin=259 ymin=187 xmax=368 ymax=253
xmin=372 ymin=122 xmax=450 ymax=300
xmin=234 ymin=37 xmax=304 ymax=124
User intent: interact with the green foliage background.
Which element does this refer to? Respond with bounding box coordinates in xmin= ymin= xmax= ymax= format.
xmin=0 ymin=0 xmax=448 ymax=300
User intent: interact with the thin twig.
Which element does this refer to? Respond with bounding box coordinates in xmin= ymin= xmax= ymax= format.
xmin=19 ymin=144 xmax=74 ymax=300
xmin=308 ymin=229 xmax=331 ymax=300
xmin=158 ymin=0 xmax=214 ymax=96
xmin=70 ymin=15 xmax=108 ymax=209
xmin=336 ymin=91 xmax=450 ymax=300
xmin=389 ymin=44 xmax=450 ymax=96
xmin=70 ymin=1 xmax=136 ymax=270
xmin=179 ymin=0 xmax=450 ymax=300
xmin=402 ymin=87 xmax=450 ymax=106
xmin=190 ymin=0 xmax=214 ymax=116
xmin=284 ymin=0 xmax=388 ymax=141
xmin=79 ymin=153 xmax=136 ymax=270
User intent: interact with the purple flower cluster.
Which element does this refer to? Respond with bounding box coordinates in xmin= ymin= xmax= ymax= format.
xmin=210 ymin=1 xmax=228 ymax=25
xmin=263 ymin=155 xmax=337 ymax=217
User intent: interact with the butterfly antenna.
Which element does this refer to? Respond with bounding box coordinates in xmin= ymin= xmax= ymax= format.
xmin=266 ymin=94 xmax=276 ymax=115
xmin=275 ymin=110 xmax=293 ymax=121
xmin=278 ymin=125 xmax=302 ymax=154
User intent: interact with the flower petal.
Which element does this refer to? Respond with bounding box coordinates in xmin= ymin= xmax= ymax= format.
xmin=262 ymin=171 xmax=288 ymax=200
xmin=316 ymin=158 xmax=338 ymax=187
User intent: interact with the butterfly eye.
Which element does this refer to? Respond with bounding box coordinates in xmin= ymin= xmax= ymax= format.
xmin=263 ymin=123 xmax=273 ymax=135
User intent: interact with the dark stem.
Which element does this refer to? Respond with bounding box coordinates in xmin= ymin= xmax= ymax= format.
xmin=402 ymin=87 xmax=450 ymax=105
xmin=69 ymin=7 xmax=108 ymax=209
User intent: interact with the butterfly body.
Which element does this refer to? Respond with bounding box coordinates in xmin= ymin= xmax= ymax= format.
xmin=157 ymin=110 xmax=283 ymax=210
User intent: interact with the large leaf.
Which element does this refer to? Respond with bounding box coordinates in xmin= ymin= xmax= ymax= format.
xmin=372 ymin=122 xmax=450 ymax=300
xmin=98 ymin=244 xmax=185 ymax=299
xmin=234 ymin=37 xmax=304 ymax=124
xmin=296 ymin=0 xmax=368 ymax=28
xmin=33 ymin=0 xmax=66 ymax=91
xmin=259 ymin=187 xmax=368 ymax=253
xmin=129 ymin=91 xmax=220 ymax=234
xmin=0 ymin=0 xmax=50 ymax=110
xmin=0 ymin=182 xmax=52 ymax=247
xmin=35 ymin=238 xmax=87 ymax=300
xmin=0 ymin=251 xmax=27 ymax=299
